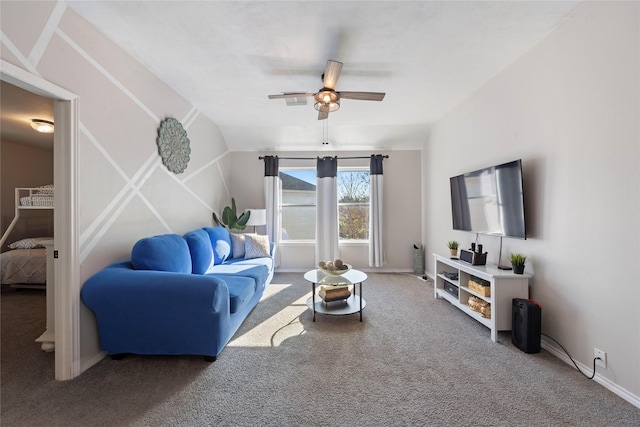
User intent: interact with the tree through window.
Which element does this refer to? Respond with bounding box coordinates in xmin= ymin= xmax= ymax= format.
xmin=338 ymin=170 xmax=370 ymax=240
xmin=279 ymin=168 xmax=370 ymax=241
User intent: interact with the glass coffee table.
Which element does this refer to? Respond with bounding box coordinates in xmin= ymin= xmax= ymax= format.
xmin=304 ymin=268 xmax=368 ymax=322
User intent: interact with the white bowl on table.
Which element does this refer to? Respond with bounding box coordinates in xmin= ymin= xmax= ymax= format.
xmin=320 ymin=264 xmax=352 ymax=276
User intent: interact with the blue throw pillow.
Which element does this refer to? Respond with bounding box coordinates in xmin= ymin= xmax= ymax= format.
xmin=131 ymin=234 xmax=192 ymax=273
xmin=183 ymin=229 xmax=214 ymax=274
xmin=204 ymin=226 xmax=232 ymax=264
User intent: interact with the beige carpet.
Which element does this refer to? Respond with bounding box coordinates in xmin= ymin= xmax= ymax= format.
xmin=2 ymin=274 xmax=639 ymax=426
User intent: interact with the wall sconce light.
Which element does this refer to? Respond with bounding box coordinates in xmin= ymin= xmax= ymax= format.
xmin=244 ymin=209 xmax=267 ymax=234
xmin=31 ymin=119 xmax=54 ymax=133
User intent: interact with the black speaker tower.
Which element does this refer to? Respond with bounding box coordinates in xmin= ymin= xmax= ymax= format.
xmin=511 ymin=298 xmax=541 ymax=353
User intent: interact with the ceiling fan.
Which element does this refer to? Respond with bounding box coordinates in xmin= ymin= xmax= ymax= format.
xmin=268 ymin=60 xmax=385 ymax=120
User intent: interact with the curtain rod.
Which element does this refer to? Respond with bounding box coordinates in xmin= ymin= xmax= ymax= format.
xmin=258 ymin=155 xmax=389 ymax=160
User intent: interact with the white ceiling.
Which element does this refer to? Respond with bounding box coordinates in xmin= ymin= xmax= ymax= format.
xmin=0 ymin=81 xmax=54 ymax=150
xmin=4 ymin=1 xmax=583 ymax=153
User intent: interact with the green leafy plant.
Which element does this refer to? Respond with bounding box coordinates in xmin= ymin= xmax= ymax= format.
xmin=447 ymin=241 xmax=459 ymax=250
xmin=212 ymin=198 xmax=251 ymax=230
xmin=509 ymin=253 xmax=527 ymax=266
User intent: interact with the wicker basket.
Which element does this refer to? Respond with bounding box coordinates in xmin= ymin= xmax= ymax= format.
xmin=468 ymin=279 xmax=490 ymax=297
xmin=468 ymin=296 xmax=491 ymax=318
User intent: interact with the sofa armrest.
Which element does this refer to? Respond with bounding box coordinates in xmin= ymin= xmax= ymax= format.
xmin=81 ymin=263 xmax=231 ymax=356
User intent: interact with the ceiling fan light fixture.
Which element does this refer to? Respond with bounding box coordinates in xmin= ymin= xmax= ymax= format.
xmin=314 ymin=90 xmax=340 ymax=112
xmin=31 ymin=119 xmax=54 ymax=133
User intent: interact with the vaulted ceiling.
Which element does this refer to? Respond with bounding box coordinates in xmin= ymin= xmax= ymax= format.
xmin=3 ymin=1 xmax=583 ymax=153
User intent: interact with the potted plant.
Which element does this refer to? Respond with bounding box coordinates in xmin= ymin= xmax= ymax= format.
xmin=212 ymin=198 xmax=251 ymax=231
xmin=509 ymin=253 xmax=526 ymax=274
xmin=447 ymin=241 xmax=459 ymax=258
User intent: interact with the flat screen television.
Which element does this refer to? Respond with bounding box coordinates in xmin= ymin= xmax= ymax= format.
xmin=450 ymin=159 xmax=526 ymax=239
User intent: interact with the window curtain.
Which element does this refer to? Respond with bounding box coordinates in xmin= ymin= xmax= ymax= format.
xmin=369 ymin=155 xmax=384 ymax=267
xmin=263 ymin=156 xmax=281 ymax=267
xmin=315 ymin=156 xmax=339 ymax=265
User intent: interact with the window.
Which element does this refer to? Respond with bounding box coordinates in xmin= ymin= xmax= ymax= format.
xmin=280 ymin=169 xmax=316 ymax=240
xmin=338 ymin=169 xmax=370 ymax=240
xmin=279 ymin=168 xmax=370 ymax=242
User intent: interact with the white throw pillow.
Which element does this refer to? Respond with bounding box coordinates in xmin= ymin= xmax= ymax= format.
xmin=230 ymin=232 xmax=246 ymax=258
xmin=244 ymin=234 xmax=271 ymax=259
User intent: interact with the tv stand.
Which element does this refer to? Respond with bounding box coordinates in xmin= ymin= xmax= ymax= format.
xmin=433 ymin=254 xmax=530 ymax=342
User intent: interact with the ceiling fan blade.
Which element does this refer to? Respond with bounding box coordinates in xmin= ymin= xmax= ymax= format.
xmin=268 ymin=92 xmax=314 ymax=99
xmin=339 ymin=91 xmax=386 ymax=101
xmin=323 ymin=60 xmax=343 ymax=90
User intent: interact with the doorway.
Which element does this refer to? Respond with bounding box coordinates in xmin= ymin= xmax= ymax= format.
xmin=1 ymin=59 xmax=80 ymax=380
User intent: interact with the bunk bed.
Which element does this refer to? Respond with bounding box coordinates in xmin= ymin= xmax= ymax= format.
xmin=1 ymin=187 xmax=54 ymax=288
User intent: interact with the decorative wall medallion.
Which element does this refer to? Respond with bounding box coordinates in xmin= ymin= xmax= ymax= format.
xmin=156 ymin=117 xmax=191 ymax=174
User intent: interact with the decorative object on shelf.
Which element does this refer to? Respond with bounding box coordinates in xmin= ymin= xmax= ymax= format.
xmin=509 ymin=253 xmax=526 ymax=274
xmin=460 ymin=249 xmax=487 ymax=266
xmin=468 ymin=295 xmax=491 ymax=318
xmin=213 ymin=198 xmax=251 ymax=231
xmin=468 ymin=275 xmax=491 ymax=297
xmin=156 ymin=117 xmax=191 ymax=174
xmin=244 ymin=209 xmax=266 ymax=233
xmin=447 ymin=241 xmax=459 ymax=258
xmin=318 ymin=285 xmax=351 ymax=302
xmin=318 ymin=259 xmax=351 ymax=276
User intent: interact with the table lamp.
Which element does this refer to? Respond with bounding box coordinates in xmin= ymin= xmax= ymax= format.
xmin=244 ymin=209 xmax=266 ymax=234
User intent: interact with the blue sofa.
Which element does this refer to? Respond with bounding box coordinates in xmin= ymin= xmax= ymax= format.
xmin=81 ymin=226 xmax=274 ymax=361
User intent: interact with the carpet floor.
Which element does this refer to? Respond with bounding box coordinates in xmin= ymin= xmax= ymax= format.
xmin=2 ymin=273 xmax=639 ymax=426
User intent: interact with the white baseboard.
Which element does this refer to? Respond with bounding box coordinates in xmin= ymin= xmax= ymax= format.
xmin=80 ymin=350 xmax=107 ymax=375
xmin=541 ymin=339 xmax=640 ymax=409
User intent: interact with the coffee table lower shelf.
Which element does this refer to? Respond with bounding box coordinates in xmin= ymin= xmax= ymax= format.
xmin=306 ymin=295 xmax=367 ymax=319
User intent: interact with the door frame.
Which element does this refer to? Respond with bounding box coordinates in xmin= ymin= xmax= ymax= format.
xmin=1 ymin=59 xmax=80 ymax=380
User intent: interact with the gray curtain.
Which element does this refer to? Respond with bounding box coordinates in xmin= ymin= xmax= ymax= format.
xmin=369 ymin=155 xmax=384 ymax=267
xmin=263 ymin=156 xmax=281 ymax=267
xmin=315 ymin=156 xmax=339 ymax=265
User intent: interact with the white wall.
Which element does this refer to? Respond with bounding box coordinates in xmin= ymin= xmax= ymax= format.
xmin=423 ymin=1 xmax=639 ymax=403
xmin=1 ymin=3 xmax=230 ymax=371
xmin=230 ymin=150 xmax=423 ymax=272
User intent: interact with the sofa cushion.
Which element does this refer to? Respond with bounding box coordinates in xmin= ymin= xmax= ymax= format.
xmin=204 ymin=226 xmax=232 ymax=264
xmin=183 ymin=229 xmax=214 ymax=274
xmin=207 ymin=264 xmax=269 ymax=291
xmin=218 ymin=275 xmax=256 ymax=314
xmin=244 ymin=234 xmax=271 ymax=259
xmin=229 ymin=232 xmax=246 ymax=258
xmin=224 ymin=257 xmax=274 ymax=274
xmin=131 ymin=234 xmax=191 ymax=273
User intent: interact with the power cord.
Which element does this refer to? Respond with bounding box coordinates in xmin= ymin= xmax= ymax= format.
xmin=542 ymin=332 xmax=600 ymax=380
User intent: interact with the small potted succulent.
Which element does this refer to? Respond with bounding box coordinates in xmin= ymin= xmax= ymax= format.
xmin=447 ymin=241 xmax=459 ymax=258
xmin=509 ymin=253 xmax=526 ymax=274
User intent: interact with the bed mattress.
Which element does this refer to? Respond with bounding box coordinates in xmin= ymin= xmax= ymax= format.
xmin=0 ymin=248 xmax=47 ymax=285
xmin=19 ymin=195 xmax=54 ymax=207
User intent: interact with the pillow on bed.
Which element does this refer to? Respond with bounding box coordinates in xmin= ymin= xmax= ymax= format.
xmin=7 ymin=237 xmax=50 ymax=250
xmin=34 ymin=184 xmax=54 ymax=195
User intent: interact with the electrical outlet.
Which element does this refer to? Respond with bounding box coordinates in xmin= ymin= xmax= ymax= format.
xmin=594 ymin=348 xmax=607 ymax=369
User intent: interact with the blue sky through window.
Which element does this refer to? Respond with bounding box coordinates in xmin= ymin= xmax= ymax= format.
xmin=284 ymin=169 xmax=316 ymax=185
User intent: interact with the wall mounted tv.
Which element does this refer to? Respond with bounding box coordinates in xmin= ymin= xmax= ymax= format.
xmin=450 ymin=159 xmax=526 ymax=239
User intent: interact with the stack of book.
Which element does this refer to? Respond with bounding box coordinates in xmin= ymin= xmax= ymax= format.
xmin=319 ymin=285 xmax=351 ymax=302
